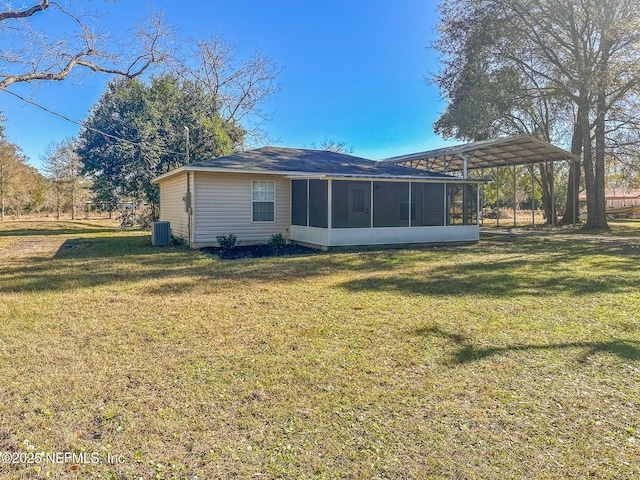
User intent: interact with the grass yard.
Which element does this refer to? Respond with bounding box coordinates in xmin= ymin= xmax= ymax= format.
xmin=0 ymin=220 xmax=639 ymax=479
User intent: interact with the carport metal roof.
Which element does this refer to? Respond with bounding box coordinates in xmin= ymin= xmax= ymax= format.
xmin=383 ymin=135 xmax=578 ymax=175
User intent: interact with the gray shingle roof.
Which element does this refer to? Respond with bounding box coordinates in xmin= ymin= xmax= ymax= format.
xmin=191 ymin=146 xmax=453 ymax=179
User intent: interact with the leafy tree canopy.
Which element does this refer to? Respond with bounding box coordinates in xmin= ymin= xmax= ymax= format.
xmin=0 ymin=115 xmax=47 ymax=218
xmin=78 ymin=74 xmax=244 ymax=205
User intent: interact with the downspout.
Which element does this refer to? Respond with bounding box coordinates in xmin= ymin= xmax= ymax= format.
xmin=185 ymin=126 xmax=193 ymax=247
xmin=187 ymin=171 xmax=193 ymax=247
xmin=460 ymin=154 xmax=469 ymax=179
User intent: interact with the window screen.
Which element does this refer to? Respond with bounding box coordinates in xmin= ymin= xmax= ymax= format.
xmin=447 ymin=183 xmax=478 ymax=225
xmin=412 ymin=183 xmax=445 ymax=226
xmin=332 ymin=180 xmax=371 ymax=228
xmin=309 ymin=180 xmax=328 ymax=228
xmin=373 ymin=182 xmax=409 ymax=227
xmin=291 ymin=180 xmax=308 ymax=226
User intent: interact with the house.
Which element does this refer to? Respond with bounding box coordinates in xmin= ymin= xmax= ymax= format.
xmin=152 ymin=147 xmax=484 ymax=249
xmin=579 ymin=188 xmax=640 ymax=209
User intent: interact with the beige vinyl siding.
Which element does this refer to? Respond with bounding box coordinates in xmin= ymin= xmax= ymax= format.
xmin=193 ymin=172 xmax=291 ymax=245
xmin=159 ymin=172 xmax=189 ymax=240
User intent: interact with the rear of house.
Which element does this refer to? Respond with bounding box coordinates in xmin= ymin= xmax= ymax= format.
xmin=153 ymin=147 xmax=483 ymax=249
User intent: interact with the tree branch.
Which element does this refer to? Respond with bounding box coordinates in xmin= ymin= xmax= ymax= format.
xmin=0 ymin=3 xmax=168 ymax=91
xmin=0 ymin=1 xmax=49 ymax=22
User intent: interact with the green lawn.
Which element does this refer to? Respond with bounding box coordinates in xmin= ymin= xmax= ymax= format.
xmin=0 ymin=220 xmax=639 ymax=479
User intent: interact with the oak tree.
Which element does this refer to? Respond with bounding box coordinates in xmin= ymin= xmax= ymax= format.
xmin=78 ymin=74 xmax=244 ymax=209
xmin=433 ymin=0 xmax=640 ymax=229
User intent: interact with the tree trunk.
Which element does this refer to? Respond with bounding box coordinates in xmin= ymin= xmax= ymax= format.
xmin=71 ymin=182 xmax=75 ymax=220
xmin=579 ymin=97 xmax=600 ymax=230
xmin=56 ymin=187 xmax=61 ymax=220
xmin=559 ymin=108 xmax=583 ymax=225
xmin=559 ymin=160 xmax=582 ymax=225
xmin=585 ymin=88 xmax=610 ymax=230
xmin=539 ymin=163 xmax=555 ymax=225
xmin=582 ymin=53 xmax=610 ymax=230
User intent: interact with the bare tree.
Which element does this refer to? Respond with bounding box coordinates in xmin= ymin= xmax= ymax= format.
xmin=173 ymin=36 xmax=282 ymax=146
xmin=310 ymin=138 xmax=355 ymax=154
xmin=41 ymin=138 xmax=88 ymax=220
xmin=0 ymin=1 xmax=170 ymax=91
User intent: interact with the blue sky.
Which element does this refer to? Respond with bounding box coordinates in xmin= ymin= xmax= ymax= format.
xmin=1 ymin=0 xmax=451 ymax=171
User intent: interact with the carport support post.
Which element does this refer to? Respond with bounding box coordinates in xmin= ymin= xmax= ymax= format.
xmin=573 ymin=159 xmax=578 ymax=224
xmin=477 ymin=182 xmax=481 ymax=225
xmin=481 ymin=168 xmax=485 ymax=226
xmin=531 ymin=167 xmax=535 ymax=225
xmin=513 ymin=165 xmax=517 ymax=226
xmin=496 ymin=167 xmax=500 ymax=227
xmin=550 ymin=161 xmax=555 ymax=226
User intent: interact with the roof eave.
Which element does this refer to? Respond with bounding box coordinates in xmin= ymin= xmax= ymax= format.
xmin=152 ymin=165 xmax=321 ymax=183
xmin=152 ymin=166 xmax=188 ymax=184
xmin=153 ymin=166 xmax=478 ymax=183
xmin=321 ymin=174 xmax=485 ymax=182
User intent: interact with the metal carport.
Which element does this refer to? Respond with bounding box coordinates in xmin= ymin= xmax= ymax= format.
xmin=382 ymin=135 xmax=579 ymax=225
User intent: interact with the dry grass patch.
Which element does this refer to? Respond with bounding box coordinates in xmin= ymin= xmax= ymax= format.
xmin=0 ymin=220 xmax=639 ymax=478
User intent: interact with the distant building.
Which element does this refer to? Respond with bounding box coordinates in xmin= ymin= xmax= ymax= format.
xmin=579 ymin=188 xmax=640 ymax=209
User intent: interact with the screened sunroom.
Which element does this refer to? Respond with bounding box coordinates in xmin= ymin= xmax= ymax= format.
xmin=289 ymin=177 xmax=480 ymax=249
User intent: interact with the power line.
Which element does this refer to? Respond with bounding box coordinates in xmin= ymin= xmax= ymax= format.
xmin=2 ymin=88 xmax=186 ymax=156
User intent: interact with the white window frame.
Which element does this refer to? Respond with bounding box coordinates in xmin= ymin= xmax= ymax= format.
xmin=251 ymin=180 xmax=276 ymax=223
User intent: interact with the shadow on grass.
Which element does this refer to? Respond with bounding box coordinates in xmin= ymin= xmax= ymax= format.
xmin=1 ymin=234 xmax=335 ymax=293
xmin=415 ymin=325 xmax=640 ymax=364
xmin=339 ymin=236 xmax=640 ymax=297
xmin=340 ymin=269 xmax=637 ymax=297
xmin=2 ymin=231 xmax=448 ymax=294
xmin=0 ymin=235 xmax=196 ymax=293
xmin=0 ymin=220 xmax=122 ymax=237
xmin=2 ymin=222 xmax=639 ymax=297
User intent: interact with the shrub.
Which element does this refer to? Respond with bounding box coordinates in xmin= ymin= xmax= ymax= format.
xmin=268 ymin=233 xmax=287 ymax=248
xmin=118 ymin=208 xmax=154 ymax=229
xmin=216 ymin=234 xmax=239 ymax=249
